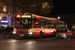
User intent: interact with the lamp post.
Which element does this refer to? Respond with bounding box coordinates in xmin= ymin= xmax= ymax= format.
xmin=57 ymin=16 xmax=60 ymax=20
xmin=56 ymin=16 xmax=60 ymax=30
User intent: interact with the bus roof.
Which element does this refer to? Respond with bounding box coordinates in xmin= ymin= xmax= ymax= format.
xmin=32 ymin=14 xmax=57 ymax=20
xmin=24 ymin=13 xmax=65 ymax=23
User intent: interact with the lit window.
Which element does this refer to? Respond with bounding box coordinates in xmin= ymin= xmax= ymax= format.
xmin=3 ymin=5 xmax=7 ymax=12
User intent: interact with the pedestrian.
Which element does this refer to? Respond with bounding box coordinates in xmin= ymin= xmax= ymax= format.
xmin=40 ymin=30 xmax=43 ymax=38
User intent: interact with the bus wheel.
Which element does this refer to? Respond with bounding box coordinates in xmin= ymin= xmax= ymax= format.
xmin=53 ymin=31 xmax=56 ymax=36
xmin=39 ymin=31 xmax=43 ymax=38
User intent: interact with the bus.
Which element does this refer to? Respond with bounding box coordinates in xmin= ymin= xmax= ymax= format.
xmin=13 ymin=13 xmax=66 ymax=38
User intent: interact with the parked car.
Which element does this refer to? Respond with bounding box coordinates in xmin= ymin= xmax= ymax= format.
xmin=71 ymin=30 xmax=75 ymax=38
xmin=56 ymin=29 xmax=72 ymax=39
xmin=66 ymin=30 xmax=72 ymax=39
xmin=56 ymin=29 xmax=67 ymax=39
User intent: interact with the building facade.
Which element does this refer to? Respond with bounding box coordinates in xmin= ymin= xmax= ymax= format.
xmin=0 ymin=0 xmax=13 ymax=27
xmin=0 ymin=0 xmax=54 ymax=16
xmin=14 ymin=0 xmax=54 ymax=16
xmin=0 ymin=0 xmax=54 ymax=27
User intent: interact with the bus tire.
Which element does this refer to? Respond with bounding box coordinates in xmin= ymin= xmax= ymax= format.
xmin=53 ymin=31 xmax=56 ymax=36
xmin=39 ymin=31 xmax=43 ymax=38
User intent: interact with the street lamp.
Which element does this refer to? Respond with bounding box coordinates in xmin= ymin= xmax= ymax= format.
xmin=56 ymin=16 xmax=60 ymax=30
xmin=57 ymin=16 xmax=60 ymax=20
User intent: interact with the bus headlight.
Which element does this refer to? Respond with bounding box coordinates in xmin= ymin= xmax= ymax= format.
xmin=50 ymin=31 xmax=54 ymax=32
xmin=13 ymin=31 xmax=16 ymax=34
xmin=42 ymin=30 xmax=44 ymax=32
xmin=29 ymin=32 xmax=33 ymax=35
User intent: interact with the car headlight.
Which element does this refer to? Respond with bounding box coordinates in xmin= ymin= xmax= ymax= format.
xmin=29 ymin=32 xmax=33 ymax=35
xmin=13 ymin=31 xmax=16 ymax=34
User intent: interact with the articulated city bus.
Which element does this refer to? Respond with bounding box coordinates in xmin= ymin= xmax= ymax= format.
xmin=13 ymin=13 xmax=66 ymax=38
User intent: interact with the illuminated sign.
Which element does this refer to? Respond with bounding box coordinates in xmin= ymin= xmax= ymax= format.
xmin=21 ymin=15 xmax=31 ymax=18
xmin=0 ymin=20 xmax=9 ymax=23
xmin=16 ymin=14 xmax=21 ymax=18
xmin=2 ymin=16 xmax=7 ymax=20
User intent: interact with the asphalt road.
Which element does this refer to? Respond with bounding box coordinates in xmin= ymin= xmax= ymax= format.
xmin=0 ymin=38 xmax=75 ymax=50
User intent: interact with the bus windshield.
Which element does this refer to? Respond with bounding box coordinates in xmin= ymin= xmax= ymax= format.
xmin=15 ymin=18 xmax=32 ymax=29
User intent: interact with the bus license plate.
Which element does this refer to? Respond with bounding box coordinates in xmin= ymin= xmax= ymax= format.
xmin=20 ymin=34 xmax=24 ymax=36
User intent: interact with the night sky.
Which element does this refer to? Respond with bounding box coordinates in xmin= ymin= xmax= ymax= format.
xmin=52 ymin=0 xmax=75 ymax=14
xmin=50 ymin=0 xmax=75 ymax=29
